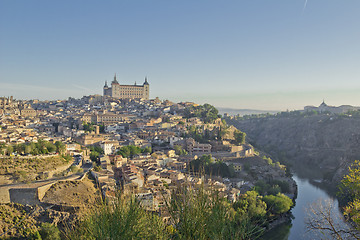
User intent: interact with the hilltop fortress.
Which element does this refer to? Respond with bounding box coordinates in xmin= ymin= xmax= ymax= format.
xmin=103 ymin=74 xmax=149 ymax=100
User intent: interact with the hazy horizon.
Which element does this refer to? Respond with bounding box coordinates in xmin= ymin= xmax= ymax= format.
xmin=1 ymin=1 xmax=360 ymax=111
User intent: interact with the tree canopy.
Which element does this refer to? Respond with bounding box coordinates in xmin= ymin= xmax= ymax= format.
xmin=184 ymin=103 xmax=220 ymax=123
xmin=2 ymin=140 xmax=66 ymax=156
xmin=116 ymin=145 xmax=151 ymax=158
xmin=339 ymin=160 xmax=360 ymax=231
xmin=263 ymin=193 xmax=293 ymax=215
xmin=234 ymin=129 xmax=246 ymax=145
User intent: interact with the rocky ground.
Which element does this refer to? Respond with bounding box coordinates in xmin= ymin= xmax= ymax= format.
xmin=0 ymin=175 xmax=101 ymax=239
xmin=42 ymin=175 xmax=101 ymax=210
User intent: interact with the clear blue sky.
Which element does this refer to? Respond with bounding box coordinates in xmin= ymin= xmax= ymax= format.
xmin=1 ymin=0 xmax=360 ymax=110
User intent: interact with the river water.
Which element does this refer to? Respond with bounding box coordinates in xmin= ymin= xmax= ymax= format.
xmin=262 ymin=175 xmax=348 ymax=240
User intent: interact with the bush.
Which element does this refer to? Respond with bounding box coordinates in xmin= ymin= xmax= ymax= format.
xmin=68 ymin=185 xmax=265 ymax=240
xmin=39 ymin=223 xmax=61 ymax=240
xmin=67 ymin=196 xmax=167 ymax=240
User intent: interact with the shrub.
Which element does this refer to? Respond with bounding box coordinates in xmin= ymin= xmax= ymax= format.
xmin=67 ymin=196 xmax=167 ymax=240
xmin=39 ymin=223 xmax=61 ymax=240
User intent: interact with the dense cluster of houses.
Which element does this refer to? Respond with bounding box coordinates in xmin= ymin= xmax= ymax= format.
xmin=1 ymin=95 xmax=254 ymax=216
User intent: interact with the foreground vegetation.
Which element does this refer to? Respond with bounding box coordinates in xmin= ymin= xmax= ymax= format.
xmin=67 ymin=181 xmax=293 ymax=240
xmin=307 ymin=160 xmax=360 ymax=239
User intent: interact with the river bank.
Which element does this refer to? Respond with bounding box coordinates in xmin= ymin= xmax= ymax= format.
xmin=262 ymin=174 xmax=347 ymax=240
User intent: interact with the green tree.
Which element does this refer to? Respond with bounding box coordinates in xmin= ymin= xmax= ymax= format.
xmin=90 ymin=151 xmax=100 ymax=162
xmin=6 ymin=145 xmax=13 ymax=155
xmin=142 ymin=146 xmax=152 ymax=154
xmin=128 ymin=145 xmax=142 ymax=156
xmin=184 ymin=104 xmax=220 ymax=123
xmin=339 ymin=160 xmax=360 ymax=232
xmin=55 ymin=141 xmax=66 ymax=154
xmin=116 ymin=145 xmax=143 ymax=158
xmin=174 ymin=145 xmax=187 ymax=155
xmin=234 ymin=129 xmax=246 ymax=145
xmin=217 ymin=126 xmax=228 ymax=140
xmin=234 ymin=191 xmax=267 ymax=219
xmin=0 ymin=143 xmax=5 ymax=155
xmin=339 ymin=160 xmax=360 ymax=203
xmin=45 ymin=142 xmax=56 ymax=153
xmin=263 ymin=193 xmax=293 ymax=215
xmin=83 ymin=122 xmax=95 ymax=132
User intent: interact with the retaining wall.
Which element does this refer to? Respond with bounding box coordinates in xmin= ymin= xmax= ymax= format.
xmin=0 ymin=187 xmax=10 ymax=203
xmin=9 ymin=188 xmax=40 ymax=205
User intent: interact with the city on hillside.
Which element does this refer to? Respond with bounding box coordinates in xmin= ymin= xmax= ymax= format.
xmin=0 ymin=78 xmax=295 ymax=239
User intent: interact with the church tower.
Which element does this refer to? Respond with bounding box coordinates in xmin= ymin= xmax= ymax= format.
xmin=111 ymin=74 xmax=121 ymax=98
xmin=103 ymin=81 xmax=111 ymax=96
xmin=143 ymin=77 xmax=150 ymax=100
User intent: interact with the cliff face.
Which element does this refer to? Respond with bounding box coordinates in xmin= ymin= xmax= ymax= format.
xmin=227 ymin=115 xmax=360 ymax=183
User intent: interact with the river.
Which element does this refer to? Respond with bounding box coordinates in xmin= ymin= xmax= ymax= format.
xmin=262 ymin=175 xmax=348 ymax=240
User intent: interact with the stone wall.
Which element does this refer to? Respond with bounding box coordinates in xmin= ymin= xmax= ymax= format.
xmin=9 ymin=188 xmax=40 ymax=205
xmin=0 ymin=187 xmax=10 ymax=203
xmin=37 ymin=182 xmax=56 ymax=201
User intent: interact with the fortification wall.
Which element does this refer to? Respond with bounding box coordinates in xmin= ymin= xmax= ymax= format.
xmin=9 ymin=188 xmax=40 ymax=205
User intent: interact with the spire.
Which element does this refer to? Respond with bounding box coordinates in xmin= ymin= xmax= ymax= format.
xmin=320 ymin=99 xmax=327 ymax=107
xmin=104 ymin=81 xmax=108 ymax=88
xmin=143 ymin=76 xmax=149 ymax=85
xmin=112 ymin=73 xmax=119 ymax=84
xmin=134 ymin=81 xmax=137 ymax=85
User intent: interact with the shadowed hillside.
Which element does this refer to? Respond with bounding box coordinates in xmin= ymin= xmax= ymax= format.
xmin=226 ymin=114 xmax=360 ymax=185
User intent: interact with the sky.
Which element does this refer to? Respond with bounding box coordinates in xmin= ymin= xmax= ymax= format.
xmin=1 ymin=0 xmax=360 ymax=111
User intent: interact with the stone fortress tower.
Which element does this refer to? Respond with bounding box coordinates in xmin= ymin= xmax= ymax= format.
xmin=103 ymin=74 xmax=149 ymax=100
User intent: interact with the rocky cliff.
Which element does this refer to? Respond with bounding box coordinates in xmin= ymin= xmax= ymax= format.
xmin=226 ymin=114 xmax=360 ymax=184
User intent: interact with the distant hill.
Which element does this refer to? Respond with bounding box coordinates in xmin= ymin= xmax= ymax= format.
xmin=217 ymin=107 xmax=279 ymax=116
